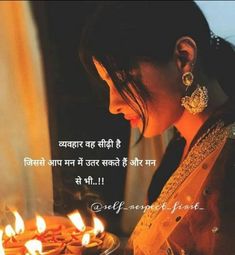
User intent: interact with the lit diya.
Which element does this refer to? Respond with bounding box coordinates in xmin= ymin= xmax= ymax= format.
xmin=1 ymin=228 xmax=23 ymax=255
xmin=2 ymin=212 xmax=67 ymax=254
xmin=3 ymin=213 xmax=43 ymax=253
xmin=3 ymin=211 xmax=32 ymax=254
xmin=62 ymin=211 xmax=86 ymax=241
xmin=25 ymin=240 xmax=65 ymax=255
xmin=91 ymin=217 xmax=105 ymax=240
xmin=0 ymin=209 xmax=115 ymax=255
xmin=4 ymin=225 xmax=16 ymax=242
xmin=66 ymin=233 xmax=102 ymax=255
xmin=27 ymin=215 xmax=68 ymax=244
xmin=34 ymin=215 xmax=61 ymax=243
xmin=34 ymin=216 xmax=65 ymax=237
xmin=13 ymin=211 xmax=36 ymax=242
xmin=64 ymin=211 xmax=105 ymax=241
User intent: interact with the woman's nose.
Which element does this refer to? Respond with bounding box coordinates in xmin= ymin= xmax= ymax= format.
xmin=109 ymin=89 xmax=123 ymax=114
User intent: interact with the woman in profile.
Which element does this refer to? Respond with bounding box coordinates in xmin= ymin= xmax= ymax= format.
xmin=79 ymin=1 xmax=235 ymax=254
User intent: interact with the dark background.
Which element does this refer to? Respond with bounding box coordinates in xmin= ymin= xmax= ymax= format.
xmin=30 ymin=1 xmax=130 ymax=236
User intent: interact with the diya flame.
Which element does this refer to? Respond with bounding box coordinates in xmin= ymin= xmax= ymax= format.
xmin=25 ymin=240 xmax=43 ymax=255
xmin=36 ymin=215 xmax=46 ymax=234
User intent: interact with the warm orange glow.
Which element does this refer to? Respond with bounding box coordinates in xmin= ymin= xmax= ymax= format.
xmin=5 ymin=224 xmax=16 ymax=238
xmin=25 ymin=240 xmax=42 ymax=255
xmin=13 ymin=211 xmax=25 ymax=234
xmin=93 ymin=217 xmax=104 ymax=235
xmin=82 ymin=233 xmax=90 ymax=246
xmin=67 ymin=211 xmax=85 ymax=232
xmin=36 ymin=215 xmax=46 ymax=234
xmin=0 ymin=230 xmax=5 ymax=255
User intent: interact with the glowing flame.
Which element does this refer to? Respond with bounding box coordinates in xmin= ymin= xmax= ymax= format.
xmin=67 ymin=211 xmax=85 ymax=232
xmin=5 ymin=225 xmax=16 ymax=237
xmin=36 ymin=215 xmax=46 ymax=234
xmin=0 ymin=230 xmax=5 ymax=255
xmin=13 ymin=211 xmax=25 ymax=234
xmin=82 ymin=233 xmax=90 ymax=246
xmin=93 ymin=217 xmax=104 ymax=235
xmin=25 ymin=240 xmax=42 ymax=255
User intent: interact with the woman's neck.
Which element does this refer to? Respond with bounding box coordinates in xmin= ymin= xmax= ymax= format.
xmin=174 ymin=78 xmax=228 ymax=151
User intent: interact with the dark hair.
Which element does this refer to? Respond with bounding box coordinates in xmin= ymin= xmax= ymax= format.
xmin=79 ymin=1 xmax=235 ymax=138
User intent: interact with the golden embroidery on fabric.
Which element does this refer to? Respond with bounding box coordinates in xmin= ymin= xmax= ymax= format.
xmin=130 ymin=121 xmax=232 ymax=240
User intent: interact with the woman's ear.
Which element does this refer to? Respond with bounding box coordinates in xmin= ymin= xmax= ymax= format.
xmin=174 ymin=36 xmax=197 ymax=73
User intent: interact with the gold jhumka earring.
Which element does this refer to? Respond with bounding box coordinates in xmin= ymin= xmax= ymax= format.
xmin=181 ymin=71 xmax=208 ymax=115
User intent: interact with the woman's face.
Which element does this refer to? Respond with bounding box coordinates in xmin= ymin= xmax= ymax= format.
xmin=93 ymin=58 xmax=185 ymax=137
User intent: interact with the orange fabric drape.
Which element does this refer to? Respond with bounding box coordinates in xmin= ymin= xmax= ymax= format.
xmin=0 ymin=1 xmax=52 ymax=221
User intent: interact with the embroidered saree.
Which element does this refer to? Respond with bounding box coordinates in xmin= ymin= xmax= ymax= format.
xmin=127 ymin=101 xmax=235 ymax=255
